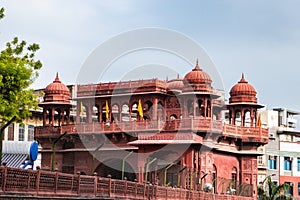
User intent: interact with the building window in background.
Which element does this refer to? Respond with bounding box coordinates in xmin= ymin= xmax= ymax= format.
xmin=28 ymin=125 xmax=34 ymax=141
xmin=268 ymin=155 xmax=277 ymax=170
xmin=18 ymin=124 xmax=25 ymax=141
xmin=284 ymin=157 xmax=292 ymax=171
xmin=7 ymin=124 xmax=14 ymax=141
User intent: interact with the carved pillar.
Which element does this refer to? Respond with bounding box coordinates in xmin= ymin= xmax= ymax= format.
xmin=153 ymin=98 xmax=158 ymax=120
xmin=204 ymin=98 xmax=207 ymax=118
xmin=99 ymin=101 xmax=103 ymax=123
xmin=87 ymin=102 xmax=93 ymax=123
xmin=76 ymin=102 xmax=80 ymax=124
xmin=61 ymin=108 xmax=65 ymax=125
xmin=51 ymin=107 xmax=55 ymax=126
xmin=43 ymin=108 xmax=47 ymax=126
xmin=250 ymin=109 xmax=254 ymax=127
xmin=232 ymin=109 xmax=235 ymax=125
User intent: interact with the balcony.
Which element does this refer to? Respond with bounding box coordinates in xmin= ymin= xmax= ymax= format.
xmin=35 ymin=118 xmax=268 ymax=143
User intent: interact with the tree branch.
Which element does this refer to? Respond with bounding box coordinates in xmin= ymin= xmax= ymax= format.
xmin=0 ymin=116 xmax=16 ymax=133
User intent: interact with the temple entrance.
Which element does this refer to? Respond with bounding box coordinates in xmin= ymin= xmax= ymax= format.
xmin=95 ymin=159 xmax=137 ymax=181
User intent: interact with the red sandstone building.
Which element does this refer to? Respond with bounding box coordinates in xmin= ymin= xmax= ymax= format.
xmin=35 ymin=62 xmax=268 ymax=197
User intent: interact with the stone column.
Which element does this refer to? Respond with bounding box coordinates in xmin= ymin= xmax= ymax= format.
xmin=153 ymin=98 xmax=158 ymax=120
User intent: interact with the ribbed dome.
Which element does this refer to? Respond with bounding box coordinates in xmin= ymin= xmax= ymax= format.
xmin=167 ymin=75 xmax=184 ymax=92
xmin=184 ymin=61 xmax=212 ymax=85
xmin=44 ymin=73 xmax=70 ymax=103
xmin=229 ymin=73 xmax=257 ymax=104
xmin=183 ymin=60 xmax=212 ymax=93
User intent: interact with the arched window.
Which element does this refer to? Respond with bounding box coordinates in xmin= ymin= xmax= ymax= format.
xmin=121 ymin=104 xmax=130 ymax=122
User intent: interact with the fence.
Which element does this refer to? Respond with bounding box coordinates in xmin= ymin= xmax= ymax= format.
xmin=0 ymin=165 xmax=254 ymax=200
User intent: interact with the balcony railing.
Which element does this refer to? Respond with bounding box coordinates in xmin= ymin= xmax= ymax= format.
xmin=0 ymin=166 xmax=254 ymax=200
xmin=35 ymin=118 xmax=268 ymax=143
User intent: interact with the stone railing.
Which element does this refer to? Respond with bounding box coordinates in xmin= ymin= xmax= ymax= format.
xmin=35 ymin=118 xmax=268 ymax=143
xmin=0 ymin=166 xmax=254 ymax=200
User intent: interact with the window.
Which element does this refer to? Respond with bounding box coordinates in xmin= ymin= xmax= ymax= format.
xmin=258 ymin=156 xmax=263 ymax=165
xmin=298 ymin=182 xmax=300 ymax=196
xmin=268 ymin=155 xmax=277 ymax=169
xmin=28 ymin=125 xmax=34 ymax=141
xmin=7 ymin=124 xmax=14 ymax=141
xmin=231 ymin=167 xmax=237 ymax=189
xmin=298 ymin=158 xmax=300 ymax=172
xmin=284 ymin=157 xmax=292 ymax=171
xmin=18 ymin=124 xmax=25 ymax=141
xmin=285 ymin=182 xmax=293 ymax=196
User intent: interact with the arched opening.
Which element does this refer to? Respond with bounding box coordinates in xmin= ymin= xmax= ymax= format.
xmin=157 ymin=101 xmax=165 ymax=121
xmin=198 ymin=99 xmax=204 ymax=117
xmin=111 ymin=104 xmax=119 ymax=122
xmin=234 ymin=110 xmax=241 ymax=126
xmin=80 ymin=103 xmax=87 ymax=123
xmin=121 ymin=104 xmax=130 ymax=122
xmin=143 ymin=100 xmax=153 ymax=120
xmin=170 ymin=114 xmax=177 ymax=121
xmin=95 ymin=159 xmax=136 ymax=181
xmin=231 ymin=167 xmax=237 ymax=190
xmin=212 ymin=165 xmax=217 ymax=193
xmin=101 ymin=102 xmax=109 ymax=122
xmin=206 ymin=100 xmax=211 ymax=118
xmin=131 ymin=102 xmax=138 ymax=121
xmin=244 ymin=110 xmax=251 ymax=127
xmin=187 ymin=99 xmax=193 ymax=117
xmin=46 ymin=109 xmax=50 ymax=125
xmin=92 ymin=105 xmax=99 ymax=123
xmin=54 ymin=108 xmax=61 ymax=126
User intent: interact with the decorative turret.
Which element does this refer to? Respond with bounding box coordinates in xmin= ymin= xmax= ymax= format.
xmin=229 ymin=73 xmax=257 ymax=104
xmin=228 ymin=73 xmax=263 ymax=127
xmin=39 ymin=73 xmax=71 ymax=126
xmin=44 ymin=73 xmax=71 ymax=103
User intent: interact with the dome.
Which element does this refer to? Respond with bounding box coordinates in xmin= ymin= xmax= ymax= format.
xmin=229 ymin=73 xmax=257 ymax=104
xmin=43 ymin=73 xmax=70 ymax=103
xmin=183 ymin=60 xmax=212 ymax=93
xmin=167 ymin=75 xmax=184 ymax=92
xmin=184 ymin=61 xmax=212 ymax=85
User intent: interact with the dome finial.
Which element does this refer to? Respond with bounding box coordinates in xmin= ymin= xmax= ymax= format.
xmin=54 ymin=72 xmax=61 ymax=83
xmin=194 ymin=59 xmax=200 ymax=70
xmin=239 ymin=72 xmax=247 ymax=83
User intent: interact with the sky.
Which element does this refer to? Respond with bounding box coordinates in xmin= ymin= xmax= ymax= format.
xmin=1 ymin=0 xmax=300 ymax=126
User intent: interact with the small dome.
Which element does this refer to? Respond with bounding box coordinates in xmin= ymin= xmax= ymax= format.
xmin=167 ymin=75 xmax=184 ymax=92
xmin=44 ymin=73 xmax=70 ymax=103
xmin=183 ymin=60 xmax=212 ymax=93
xmin=229 ymin=73 xmax=257 ymax=104
xmin=184 ymin=61 xmax=212 ymax=85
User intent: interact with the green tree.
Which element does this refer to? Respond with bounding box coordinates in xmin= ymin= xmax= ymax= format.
xmin=258 ymin=176 xmax=293 ymax=200
xmin=0 ymin=7 xmax=42 ymax=162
